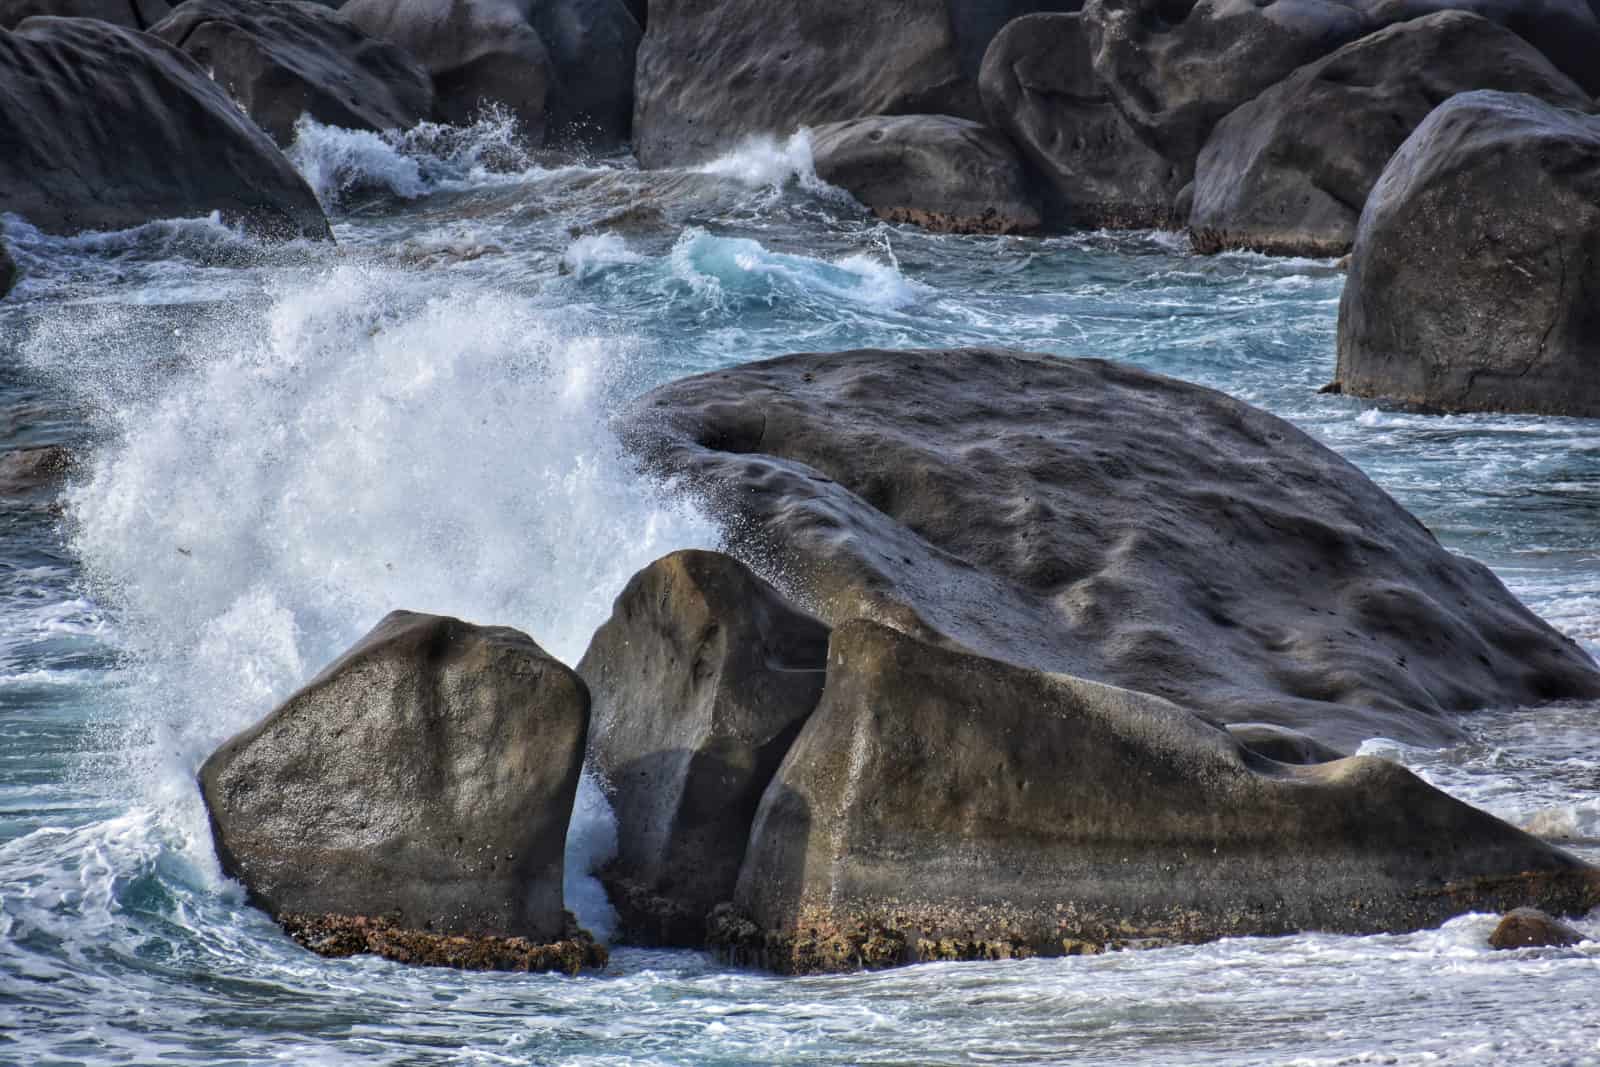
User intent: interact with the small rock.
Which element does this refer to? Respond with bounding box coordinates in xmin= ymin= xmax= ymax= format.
xmin=1488 ymin=908 xmax=1585 ymax=949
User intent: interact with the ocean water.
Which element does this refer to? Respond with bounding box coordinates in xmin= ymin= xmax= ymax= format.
xmin=1 ymin=120 xmax=1597 ymax=1066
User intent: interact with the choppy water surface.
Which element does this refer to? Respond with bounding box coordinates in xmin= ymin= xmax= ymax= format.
xmin=1 ymin=122 xmax=1596 ymax=1066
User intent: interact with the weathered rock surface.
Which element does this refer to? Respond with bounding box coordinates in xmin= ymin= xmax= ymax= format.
xmin=150 ymin=0 xmax=434 ymax=147
xmin=0 ymin=239 xmax=15 ymax=298
xmin=809 ymin=115 xmax=1043 ymax=235
xmin=579 ymin=550 xmax=829 ymax=946
xmin=1225 ymin=723 xmax=1346 ymax=765
xmin=0 ymin=445 xmax=73 ymax=497
xmin=342 ymin=0 xmax=638 ymax=146
xmin=200 ymin=610 xmax=589 ymax=941
xmin=1083 ymin=0 xmax=1600 ymax=181
xmin=1487 ymin=907 xmax=1586 ymax=948
xmin=0 ymin=0 xmax=169 ymax=29
xmin=281 ymin=911 xmax=609 ymax=971
xmin=979 ymin=12 xmax=1182 ymax=229
xmin=1335 ymin=91 xmax=1600 ymax=417
xmin=622 ymin=348 xmax=1600 ymax=750
xmin=0 ymin=17 xmax=330 ymax=239
xmin=1190 ymin=13 xmax=1589 ymax=257
xmin=633 ymin=0 xmax=1078 ymax=168
xmin=710 ymin=620 xmax=1599 ymax=973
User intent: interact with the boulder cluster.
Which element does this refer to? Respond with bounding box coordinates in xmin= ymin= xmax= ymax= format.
xmin=201 ymin=348 xmax=1600 ymax=974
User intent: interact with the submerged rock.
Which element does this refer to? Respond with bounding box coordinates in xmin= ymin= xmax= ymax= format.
xmin=150 ymin=0 xmax=434 ymax=147
xmin=1336 ymin=92 xmax=1600 ymax=418
xmin=711 ymin=621 xmax=1599 ymax=973
xmin=809 ymin=115 xmax=1043 ymax=235
xmin=281 ymin=911 xmax=609 ymax=971
xmin=1487 ymin=907 xmax=1585 ymax=948
xmin=579 ymin=550 xmax=829 ymax=946
xmin=1190 ymin=12 xmax=1589 ymax=257
xmin=342 ymin=0 xmax=638 ymax=147
xmin=632 ymin=0 xmax=1076 ymax=168
xmin=622 ymin=348 xmax=1600 ymax=750
xmin=200 ymin=611 xmax=589 ymax=942
xmin=978 ymin=12 xmax=1182 ymax=229
xmin=0 ymin=17 xmax=329 ymax=239
xmin=0 ymin=0 xmax=169 ymax=29
xmin=0 ymin=445 xmax=73 ymax=497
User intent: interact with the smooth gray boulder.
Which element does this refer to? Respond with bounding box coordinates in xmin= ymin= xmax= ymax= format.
xmin=979 ymin=12 xmax=1182 ymax=229
xmin=1190 ymin=12 xmax=1589 ymax=257
xmin=200 ymin=611 xmax=589 ymax=941
xmin=578 ymin=551 xmax=829 ymax=946
xmin=711 ymin=620 xmax=1600 ymax=973
xmin=809 ymin=115 xmax=1043 ymax=235
xmin=342 ymin=0 xmax=638 ymax=146
xmin=1082 ymin=0 xmax=1600 ymax=181
xmin=1335 ymin=91 xmax=1600 ymax=417
xmin=633 ymin=0 xmax=1078 ymax=169
xmin=0 ymin=0 xmax=169 ymax=29
xmin=622 ymin=348 xmax=1600 ymax=750
xmin=0 ymin=17 xmax=330 ymax=239
xmin=150 ymin=0 xmax=434 ymax=147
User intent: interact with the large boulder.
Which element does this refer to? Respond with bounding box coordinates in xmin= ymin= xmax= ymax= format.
xmin=633 ymin=0 xmax=1078 ymax=169
xmin=0 ymin=17 xmax=330 ymax=239
xmin=1082 ymin=0 xmax=1600 ymax=181
xmin=342 ymin=0 xmax=638 ymax=146
xmin=578 ymin=551 xmax=830 ymax=946
xmin=979 ymin=12 xmax=1182 ymax=229
xmin=1189 ymin=13 xmax=1589 ymax=257
xmin=1335 ymin=92 xmax=1600 ymax=417
xmin=621 ymin=348 xmax=1600 ymax=750
xmin=809 ymin=115 xmax=1043 ymax=235
xmin=200 ymin=611 xmax=590 ymax=942
xmin=0 ymin=0 xmax=169 ymax=29
xmin=712 ymin=620 xmax=1600 ymax=973
xmin=150 ymin=0 xmax=434 ymax=147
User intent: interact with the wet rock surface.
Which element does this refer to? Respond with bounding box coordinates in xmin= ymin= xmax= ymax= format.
xmin=578 ymin=550 xmax=829 ymax=946
xmin=1487 ymin=907 xmax=1585 ymax=948
xmin=1336 ymin=91 xmax=1600 ymax=418
xmin=0 ymin=0 xmax=169 ymax=30
xmin=1189 ymin=12 xmax=1589 ymax=257
xmin=0 ymin=17 xmax=330 ymax=239
xmin=281 ymin=912 xmax=609 ymax=972
xmin=150 ymin=0 xmax=434 ymax=147
xmin=0 ymin=445 xmax=72 ymax=497
xmin=200 ymin=610 xmax=589 ymax=940
xmin=809 ymin=115 xmax=1043 ymax=235
xmin=0 ymin=240 xmax=15 ymax=299
xmin=622 ymin=347 xmax=1600 ymax=750
xmin=712 ymin=621 xmax=1600 ymax=974
xmin=978 ymin=12 xmax=1182 ymax=229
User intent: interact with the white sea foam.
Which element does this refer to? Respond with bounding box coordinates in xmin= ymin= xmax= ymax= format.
xmin=693 ymin=130 xmax=851 ymax=203
xmin=666 ymin=228 xmax=930 ymax=311
xmin=25 ymin=261 xmax=715 ymax=930
xmin=562 ymin=233 xmax=645 ymax=279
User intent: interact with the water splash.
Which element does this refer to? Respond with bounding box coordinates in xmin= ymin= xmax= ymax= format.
xmin=693 ymin=130 xmax=850 ymax=202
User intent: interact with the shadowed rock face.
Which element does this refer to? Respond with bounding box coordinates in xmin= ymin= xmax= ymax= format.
xmin=979 ymin=12 xmax=1182 ymax=229
xmin=1190 ymin=12 xmax=1589 ymax=257
xmin=1082 ymin=0 xmax=1600 ymax=181
xmin=622 ymin=348 xmax=1600 ymax=750
xmin=0 ymin=0 xmax=169 ymax=30
xmin=200 ymin=611 xmax=589 ymax=941
xmin=809 ymin=115 xmax=1043 ymax=235
xmin=151 ymin=0 xmax=434 ymax=147
xmin=1336 ymin=91 xmax=1600 ymax=418
xmin=632 ymin=0 xmax=1077 ymax=168
xmin=578 ymin=551 xmax=830 ymax=946
xmin=342 ymin=0 xmax=638 ymax=146
xmin=0 ymin=240 xmax=15 ymax=298
xmin=713 ymin=621 xmax=1599 ymax=974
xmin=0 ymin=17 xmax=330 ymax=239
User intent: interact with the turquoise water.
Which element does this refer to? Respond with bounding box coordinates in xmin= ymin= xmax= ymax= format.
xmin=1 ymin=120 xmax=1596 ymax=1065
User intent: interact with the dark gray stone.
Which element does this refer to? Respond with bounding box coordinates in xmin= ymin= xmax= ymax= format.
xmin=0 ymin=239 xmax=15 ymax=298
xmin=712 ymin=620 xmax=1600 ymax=973
xmin=151 ymin=0 xmax=433 ymax=147
xmin=632 ymin=0 xmax=1076 ymax=169
xmin=1488 ymin=907 xmax=1586 ymax=948
xmin=1335 ymin=91 xmax=1600 ymax=418
xmin=622 ymin=348 xmax=1600 ymax=751
xmin=1082 ymin=0 xmax=1600 ymax=182
xmin=0 ymin=0 xmax=169 ymax=29
xmin=200 ymin=610 xmax=589 ymax=940
xmin=0 ymin=17 xmax=330 ymax=239
xmin=1190 ymin=12 xmax=1589 ymax=257
xmin=341 ymin=0 xmax=637 ymax=147
xmin=1226 ymin=723 xmax=1346 ymax=765
xmin=578 ymin=550 xmax=829 ymax=946
xmin=979 ymin=12 xmax=1182 ymax=229
xmin=809 ymin=114 xmax=1043 ymax=235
